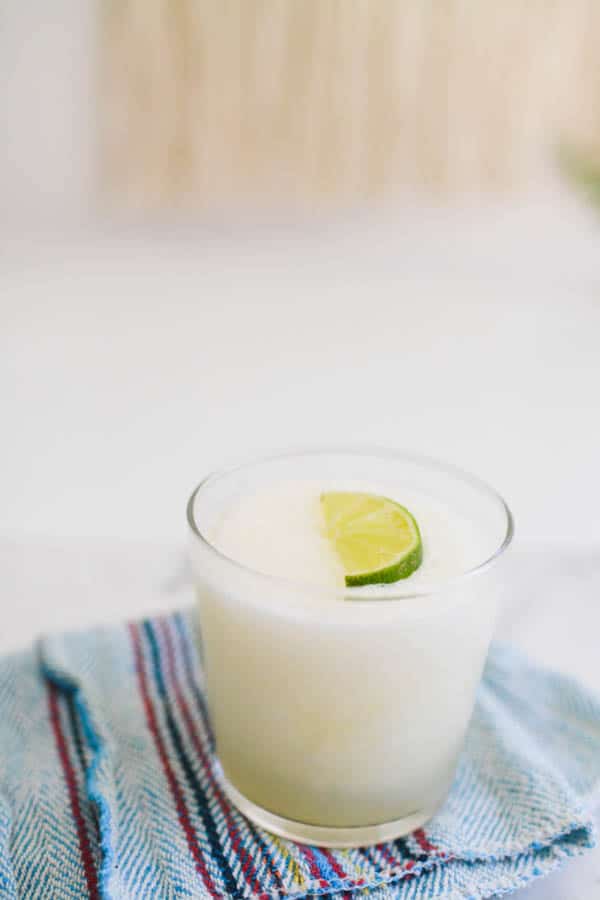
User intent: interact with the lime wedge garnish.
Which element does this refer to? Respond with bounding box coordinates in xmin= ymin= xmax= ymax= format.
xmin=320 ymin=492 xmax=423 ymax=587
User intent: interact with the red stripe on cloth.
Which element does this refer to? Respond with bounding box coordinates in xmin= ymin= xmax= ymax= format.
xmin=379 ymin=843 xmax=400 ymax=870
xmin=167 ymin=618 xmax=287 ymax=892
xmin=414 ymin=828 xmax=438 ymax=854
xmin=173 ymin=613 xmax=284 ymax=890
xmin=172 ymin=617 xmax=289 ymax=890
xmin=171 ymin=623 xmax=286 ymax=894
xmin=159 ymin=618 xmax=264 ymax=896
xmin=128 ymin=622 xmax=220 ymax=898
xmin=47 ymin=682 xmax=100 ymax=900
xmin=320 ymin=847 xmax=348 ymax=880
xmin=298 ymin=846 xmax=328 ymax=890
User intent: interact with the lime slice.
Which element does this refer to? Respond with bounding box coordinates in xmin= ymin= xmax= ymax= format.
xmin=320 ymin=491 xmax=422 ymax=587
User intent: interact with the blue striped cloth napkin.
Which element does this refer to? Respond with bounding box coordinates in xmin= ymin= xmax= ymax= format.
xmin=0 ymin=609 xmax=599 ymax=900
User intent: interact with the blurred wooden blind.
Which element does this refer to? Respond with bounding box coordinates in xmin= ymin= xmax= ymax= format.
xmin=102 ymin=0 xmax=600 ymax=210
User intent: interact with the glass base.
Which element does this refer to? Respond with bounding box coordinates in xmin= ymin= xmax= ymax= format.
xmin=217 ymin=766 xmax=435 ymax=848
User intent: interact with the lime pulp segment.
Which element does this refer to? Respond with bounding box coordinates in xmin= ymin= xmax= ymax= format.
xmin=320 ymin=491 xmax=423 ymax=587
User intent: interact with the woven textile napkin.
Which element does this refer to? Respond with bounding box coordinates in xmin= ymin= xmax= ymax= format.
xmin=1 ymin=610 xmax=599 ymax=900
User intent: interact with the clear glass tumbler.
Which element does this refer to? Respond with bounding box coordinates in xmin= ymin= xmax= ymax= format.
xmin=187 ymin=448 xmax=513 ymax=847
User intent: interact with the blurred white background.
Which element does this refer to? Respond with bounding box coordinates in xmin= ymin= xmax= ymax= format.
xmin=3 ymin=7 xmax=600 ymax=551
xmin=2 ymin=7 xmax=600 ymax=896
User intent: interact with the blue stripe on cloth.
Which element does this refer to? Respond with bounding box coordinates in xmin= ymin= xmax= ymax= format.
xmin=310 ymin=849 xmax=347 ymax=886
xmin=40 ymin=652 xmax=115 ymax=898
xmin=167 ymin=616 xmax=280 ymax=894
xmin=142 ymin=619 xmax=241 ymax=898
xmin=394 ymin=837 xmax=423 ymax=863
xmin=244 ymin=821 xmax=286 ymax=891
xmin=131 ymin=620 xmax=223 ymax=897
xmin=174 ymin=611 xmax=215 ymax=749
xmin=65 ymin=692 xmax=101 ymax=868
xmin=47 ymin=682 xmax=100 ymax=897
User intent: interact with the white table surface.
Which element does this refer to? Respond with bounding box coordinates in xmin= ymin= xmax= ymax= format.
xmin=2 ymin=198 xmax=600 ymax=549
xmin=0 ymin=536 xmax=598 ymax=899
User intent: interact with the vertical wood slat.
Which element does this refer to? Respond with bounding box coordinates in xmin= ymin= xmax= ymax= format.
xmin=101 ymin=0 xmax=600 ymax=209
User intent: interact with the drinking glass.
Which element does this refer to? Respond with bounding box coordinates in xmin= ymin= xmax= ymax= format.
xmin=187 ymin=448 xmax=513 ymax=847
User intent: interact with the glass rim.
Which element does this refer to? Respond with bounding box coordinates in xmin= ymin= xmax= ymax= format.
xmin=186 ymin=446 xmax=514 ymax=600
